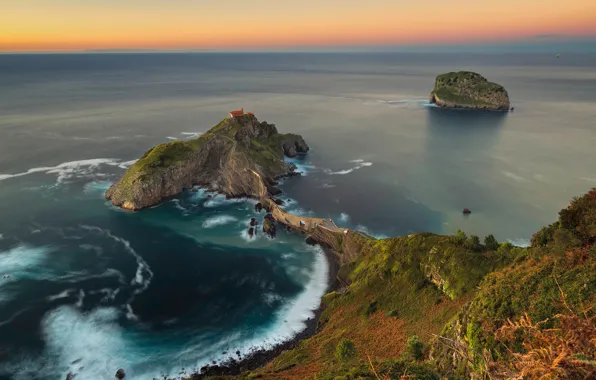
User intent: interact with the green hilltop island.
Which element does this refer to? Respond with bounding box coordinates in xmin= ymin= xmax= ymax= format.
xmin=429 ymin=71 xmax=513 ymax=111
xmin=107 ymin=112 xmax=595 ymax=380
xmin=106 ymin=109 xmax=310 ymax=211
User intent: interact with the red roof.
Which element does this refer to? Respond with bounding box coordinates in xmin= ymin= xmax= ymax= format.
xmin=230 ymin=109 xmax=244 ymax=117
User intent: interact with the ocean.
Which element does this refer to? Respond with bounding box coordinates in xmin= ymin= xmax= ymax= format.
xmin=0 ymin=52 xmax=595 ymax=379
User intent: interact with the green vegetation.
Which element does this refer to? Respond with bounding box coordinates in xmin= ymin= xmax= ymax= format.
xmin=192 ymin=188 xmax=596 ymax=379
xmin=336 ymin=339 xmax=357 ymax=362
xmin=405 ymin=335 xmax=425 ymax=361
xmin=431 ymin=71 xmax=509 ymax=109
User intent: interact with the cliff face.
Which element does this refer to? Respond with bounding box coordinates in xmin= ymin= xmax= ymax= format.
xmin=429 ymin=71 xmax=511 ymax=111
xmin=106 ymin=114 xmax=309 ymax=210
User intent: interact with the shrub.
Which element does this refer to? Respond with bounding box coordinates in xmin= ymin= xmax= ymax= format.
xmin=405 ymin=335 xmax=425 ymax=361
xmin=466 ymin=235 xmax=482 ymax=251
xmin=484 ymin=234 xmax=499 ymax=251
xmin=336 ymin=339 xmax=357 ymax=362
xmin=451 ymin=229 xmax=467 ymax=246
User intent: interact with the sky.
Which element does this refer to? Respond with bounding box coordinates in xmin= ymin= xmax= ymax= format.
xmin=1 ymin=0 xmax=596 ymax=52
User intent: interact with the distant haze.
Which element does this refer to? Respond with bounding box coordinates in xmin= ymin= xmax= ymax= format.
xmin=1 ymin=0 xmax=595 ymax=52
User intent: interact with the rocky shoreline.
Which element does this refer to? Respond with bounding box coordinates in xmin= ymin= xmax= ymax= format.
xmin=183 ymin=246 xmax=340 ymax=379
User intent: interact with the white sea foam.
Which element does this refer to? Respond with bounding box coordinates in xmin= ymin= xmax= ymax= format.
xmin=502 ymin=171 xmax=526 ymax=182
xmin=46 ymin=289 xmax=76 ymax=302
xmin=89 ymin=288 xmax=120 ymax=303
xmin=0 ymin=244 xmax=53 ymax=283
xmin=326 ymin=159 xmax=373 ymax=175
xmin=125 ymin=304 xmax=138 ymax=321
xmin=240 ymin=228 xmax=259 ymax=242
xmin=181 ymin=132 xmax=203 ymax=139
xmin=378 ymin=99 xmax=430 ymax=108
xmin=236 ymin=244 xmax=328 ymax=351
xmin=285 ymin=157 xmax=317 ymax=176
xmin=507 ymin=238 xmax=531 ymax=248
xmin=170 ymin=199 xmax=189 ymax=214
xmin=75 ymin=290 xmax=85 ymax=308
xmin=203 ymin=194 xmax=247 ymax=208
xmin=115 ymin=160 xmax=137 ymax=169
xmin=202 ymin=215 xmax=239 ymax=228
xmin=580 ymin=177 xmax=596 ymax=183
xmin=80 ymin=226 xmax=153 ymax=300
xmin=355 ymin=224 xmax=388 ymax=239
xmin=4 ymin=306 xmax=131 ymax=380
xmin=263 ymin=292 xmax=283 ymax=306
xmin=166 ymin=136 xmax=178 ymax=140
xmin=0 ymin=158 xmax=136 ymax=184
xmin=339 ymin=213 xmax=350 ymax=222
xmin=83 ymin=180 xmax=113 ymax=194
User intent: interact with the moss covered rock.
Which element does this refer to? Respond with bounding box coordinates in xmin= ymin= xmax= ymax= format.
xmin=106 ymin=114 xmax=309 ymax=210
xmin=429 ymin=71 xmax=511 ymax=111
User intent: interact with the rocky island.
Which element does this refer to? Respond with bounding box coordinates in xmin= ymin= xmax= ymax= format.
xmin=429 ymin=71 xmax=511 ymax=111
xmin=106 ymin=110 xmax=309 ymax=210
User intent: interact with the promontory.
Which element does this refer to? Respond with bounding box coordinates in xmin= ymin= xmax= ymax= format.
xmin=429 ymin=71 xmax=511 ymax=110
xmin=105 ymin=110 xmax=308 ymax=210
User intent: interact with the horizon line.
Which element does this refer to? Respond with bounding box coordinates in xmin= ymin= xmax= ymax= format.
xmin=1 ymin=36 xmax=595 ymax=55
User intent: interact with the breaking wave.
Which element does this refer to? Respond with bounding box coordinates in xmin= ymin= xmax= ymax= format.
xmin=202 ymin=215 xmax=239 ymax=228
xmin=326 ymin=159 xmax=373 ymax=175
xmin=0 ymin=158 xmax=136 ymax=184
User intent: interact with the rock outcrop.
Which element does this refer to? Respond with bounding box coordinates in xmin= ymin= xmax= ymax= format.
xmin=429 ymin=71 xmax=510 ymax=111
xmin=106 ymin=114 xmax=309 ymax=210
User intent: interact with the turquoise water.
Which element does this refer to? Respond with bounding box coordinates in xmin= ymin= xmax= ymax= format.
xmin=0 ymin=166 xmax=329 ymax=379
xmin=1 ymin=52 xmax=595 ymax=379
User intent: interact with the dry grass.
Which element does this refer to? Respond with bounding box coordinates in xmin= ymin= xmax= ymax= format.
xmin=492 ymin=312 xmax=596 ymax=379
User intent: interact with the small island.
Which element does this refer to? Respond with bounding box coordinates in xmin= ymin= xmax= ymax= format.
xmin=106 ymin=109 xmax=309 ymax=211
xmin=429 ymin=71 xmax=511 ymax=111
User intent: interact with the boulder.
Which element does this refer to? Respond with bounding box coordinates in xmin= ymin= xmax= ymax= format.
xmin=263 ymin=217 xmax=277 ymax=238
xmin=115 ymin=369 xmax=125 ymax=379
xmin=255 ymin=202 xmax=263 ymax=212
xmin=463 ymin=208 xmax=472 ymax=215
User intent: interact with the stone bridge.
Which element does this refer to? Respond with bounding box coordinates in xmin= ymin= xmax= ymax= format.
xmin=265 ymin=199 xmax=346 ymax=234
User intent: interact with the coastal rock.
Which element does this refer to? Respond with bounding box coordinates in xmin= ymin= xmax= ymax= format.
xmin=105 ymin=114 xmax=309 ymax=210
xmin=255 ymin=202 xmax=263 ymax=212
xmin=429 ymin=71 xmax=510 ymax=111
xmin=115 ymin=369 xmax=125 ymax=379
xmin=263 ymin=215 xmax=277 ymax=237
xmin=280 ymin=134 xmax=309 ymax=157
xmin=463 ymin=208 xmax=472 ymax=214
xmin=250 ymin=218 xmax=257 ymax=226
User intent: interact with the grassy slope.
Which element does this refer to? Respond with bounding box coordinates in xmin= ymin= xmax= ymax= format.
xmin=432 ymin=188 xmax=596 ymax=379
xmin=239 ymin=233 xmax=510 ymax=379
xmin=237 ymin=189 xmax=596 ymax=379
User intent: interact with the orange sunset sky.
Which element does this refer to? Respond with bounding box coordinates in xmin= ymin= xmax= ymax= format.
xmin=1 ymin=0 xmax=595 ymax=52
